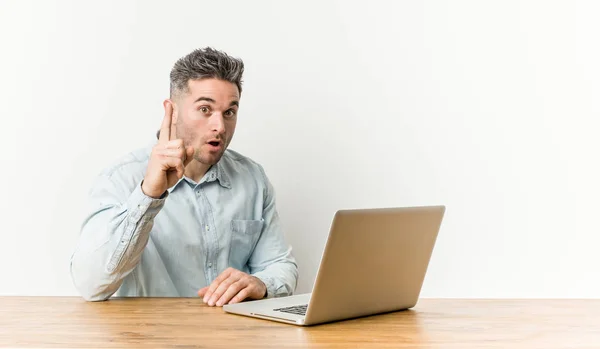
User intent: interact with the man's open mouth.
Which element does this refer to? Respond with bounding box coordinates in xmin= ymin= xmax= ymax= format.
xmin=208 ymin=140 xmax=221 ymax=147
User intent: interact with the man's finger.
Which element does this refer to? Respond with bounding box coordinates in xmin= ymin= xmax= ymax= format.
xmin=184 ymin=146 xmax=194 ymax=167
xmin=160 ymin=157 xmax=183 ymax=179
xmin=164 ymin=139 xmax=184 ymax=149
xmin=156 ymin=148 xmax=185 ymax=159
xmin=210 ymin=268 xmax=234 ymax=290
xmin=161 ymin=156 xmax=183 ymax=171
xmin=228 ymin=287 xmax=251 ymax=305
xmin=170 ymin=107 xmax=178 ymax=141
xmin=158 ymin=101 xmax=173 ymax=143
xmin=216 ymin=281 xmax=245 ymax=307
xmin=208 ymin=275 xmax=239 ymax=306
xmin=197 ymin=286 xmax=208 ymax=298
xmin=202 ymin=282 xmax=217 ymax=303
xmin=203 ymin=268 xmax=234 ymax=303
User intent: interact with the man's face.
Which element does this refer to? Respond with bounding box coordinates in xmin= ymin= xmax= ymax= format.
xmin=172 ymin=78 xmax=239 ymax=166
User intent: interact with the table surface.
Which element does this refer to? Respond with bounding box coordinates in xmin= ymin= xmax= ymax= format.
xmin=1 ymin=297 xmax=599 ymax=348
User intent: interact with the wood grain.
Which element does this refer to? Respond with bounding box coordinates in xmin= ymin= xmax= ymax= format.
xmin=1 ymin=297 xmax=599 ymax=348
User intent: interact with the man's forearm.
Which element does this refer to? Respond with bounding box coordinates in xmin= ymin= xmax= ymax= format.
xmin=252 ymin=248 xmax=299 ymax=298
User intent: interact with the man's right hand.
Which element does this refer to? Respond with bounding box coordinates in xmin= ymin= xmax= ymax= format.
xmin=141 ymin=101 xmax=194 ymax=199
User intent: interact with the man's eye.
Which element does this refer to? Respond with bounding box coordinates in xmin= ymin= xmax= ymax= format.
xmin=225 ymin=109 xmax=236 ymax=117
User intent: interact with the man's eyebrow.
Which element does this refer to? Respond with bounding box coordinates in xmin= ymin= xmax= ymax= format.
xmin=193 ymin=97 xmax=239 ymax=107
xmin=194 ymin=97 xmax=216 ymax=104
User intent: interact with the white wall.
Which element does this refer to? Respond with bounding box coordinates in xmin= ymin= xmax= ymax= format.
xmin=1 ymin=0 xmax=598 ymax=298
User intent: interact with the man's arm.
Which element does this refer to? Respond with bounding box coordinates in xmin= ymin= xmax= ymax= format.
xmin=69 ymin=176 xmax=166 ymax=301
xmin=198 ymin=165 xmax=299 ymax=306
xmin=71 ymin=101 xmax=193 ymax=301
xmin=248 ymin=166 xmax=299 ymax=298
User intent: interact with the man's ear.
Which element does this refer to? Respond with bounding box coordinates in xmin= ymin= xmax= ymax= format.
xmin=171 ymin=100 xmax=179 ymax=124
xmin=163 ymin=99 xmax=178 ymax=123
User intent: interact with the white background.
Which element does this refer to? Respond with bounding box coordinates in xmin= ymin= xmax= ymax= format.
xmin=1 ymin=0 xmax=598 ymax=298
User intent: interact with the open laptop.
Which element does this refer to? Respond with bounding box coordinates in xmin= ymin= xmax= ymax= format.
xmin=223 ymin=205 xmax=446 ymax=326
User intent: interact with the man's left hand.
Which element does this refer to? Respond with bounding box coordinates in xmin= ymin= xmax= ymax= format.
xmin=198 ymin=267 xmax=267 ymax=307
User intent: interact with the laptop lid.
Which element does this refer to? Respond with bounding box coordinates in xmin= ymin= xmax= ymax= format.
xmin=302 ymin=205 xmax=445 ymax=325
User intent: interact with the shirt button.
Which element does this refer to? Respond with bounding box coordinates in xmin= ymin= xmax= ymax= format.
xmin=208 ymin=262 xmax=212 ymax=268
xmin=205 ymin=225 xmax=210 ymax=231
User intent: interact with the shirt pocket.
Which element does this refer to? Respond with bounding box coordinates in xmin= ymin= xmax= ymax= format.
xmin=229 ymin=219 xmax=264 ymax=268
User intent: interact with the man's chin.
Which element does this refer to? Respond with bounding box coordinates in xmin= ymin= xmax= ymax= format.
xmin=195 ymin=151 xmax=225 ymax=165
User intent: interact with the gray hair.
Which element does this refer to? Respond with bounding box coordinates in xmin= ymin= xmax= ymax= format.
xmin=169 ymin=47 xmax=244 ymax=99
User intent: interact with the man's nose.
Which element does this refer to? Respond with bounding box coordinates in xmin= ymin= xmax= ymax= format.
xmin=209 ymin=113 xmax=225 ymax=134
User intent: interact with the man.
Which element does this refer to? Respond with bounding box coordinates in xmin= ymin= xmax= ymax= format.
xmin=70 ymin=47 xmax=298 ymax=306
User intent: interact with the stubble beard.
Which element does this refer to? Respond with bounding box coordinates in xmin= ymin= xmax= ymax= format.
xmin=192 ymin=136 xmax=228 ymax=166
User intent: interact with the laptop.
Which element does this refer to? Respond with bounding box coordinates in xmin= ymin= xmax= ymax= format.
xmin=223 ymin=205 xmax=445 ymax=326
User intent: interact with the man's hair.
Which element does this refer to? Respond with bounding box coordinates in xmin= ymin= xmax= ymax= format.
xmin=169 ymin=47 xmax=244 ymax=99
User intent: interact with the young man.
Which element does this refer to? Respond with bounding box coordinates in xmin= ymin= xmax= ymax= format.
xmin=70 ymin=47 xmax=298 ymax=306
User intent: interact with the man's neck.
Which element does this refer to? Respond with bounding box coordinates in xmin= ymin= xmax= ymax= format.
xmin=184 ymin=161 xmax=212 ymax=183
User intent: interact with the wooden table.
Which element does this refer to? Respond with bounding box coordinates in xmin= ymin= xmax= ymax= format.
xmin=1 ymin=297 xmax=599 ymax=348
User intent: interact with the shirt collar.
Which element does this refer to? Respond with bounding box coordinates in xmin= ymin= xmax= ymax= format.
xmin=206 ymin=160 xmax=232 ymax=189
xmin=167 ymin=159 xmax=231 ymax=193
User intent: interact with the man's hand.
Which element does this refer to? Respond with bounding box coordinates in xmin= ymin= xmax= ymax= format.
xmin=142 ymin=101 xmax=194 ymax=198
xmin=198 ymin=267 xmax=267 ymax=307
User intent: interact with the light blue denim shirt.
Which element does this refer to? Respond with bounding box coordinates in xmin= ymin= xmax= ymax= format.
xmin=70 ymin=140 xmax=298 ymax=301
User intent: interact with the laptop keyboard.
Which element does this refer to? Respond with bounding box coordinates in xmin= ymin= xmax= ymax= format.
xmin=273 ymin=304 xmax=308 ymax=316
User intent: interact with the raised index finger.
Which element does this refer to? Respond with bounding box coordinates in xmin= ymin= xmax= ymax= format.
xmin=158 ymin=102 xmax=173 ymax=143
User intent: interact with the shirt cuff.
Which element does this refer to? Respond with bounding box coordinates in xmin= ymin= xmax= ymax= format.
xmin=253 ymin=273 xmax=286 ymax=299
xmin=106 ymin=181 xmax=166 ymax=273
xmin=126 ymin=180 xmax=168 ymax=222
